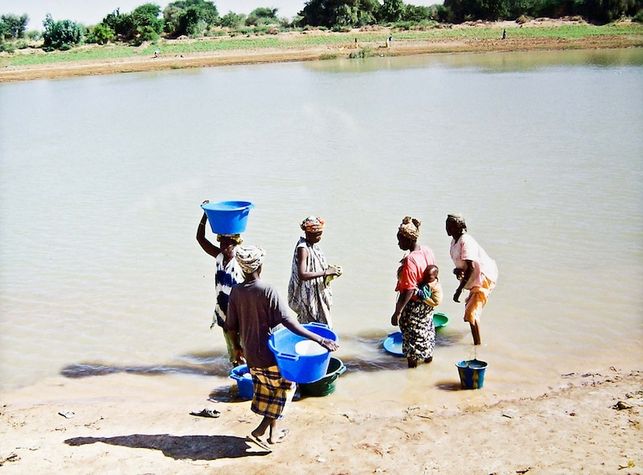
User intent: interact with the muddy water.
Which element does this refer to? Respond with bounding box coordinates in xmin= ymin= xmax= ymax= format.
xmin=1 ymin=48 xmax=641 ymax=400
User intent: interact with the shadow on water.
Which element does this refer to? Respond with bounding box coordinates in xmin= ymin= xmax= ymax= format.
xmin=65 ymin=434 xmax=270 ymax=460
xmin=60 ymin=353 xmax=234 ymax=379
xmin=60 ymin=329 xmax=463 ymax=380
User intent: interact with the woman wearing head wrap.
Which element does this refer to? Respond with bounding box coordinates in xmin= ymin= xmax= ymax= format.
xmin=391 ymin=216 xmax=438 ymax=368
xmin=287 ymin=216 xmax=341 ymax=328
xmin=196 ymin=200 xmax=244 ymax=366
xmin=446 ymin=214 xmax=498 ymax=346
xmin=226 ymin=245 xmax=338 ymax=449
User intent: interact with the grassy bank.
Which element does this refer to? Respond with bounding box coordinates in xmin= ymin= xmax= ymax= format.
xmin=1 ymin=22 xmax=641 ymax=69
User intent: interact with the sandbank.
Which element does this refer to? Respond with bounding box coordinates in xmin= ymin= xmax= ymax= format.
xmin=1 ymin=365 xmax=641 ymax=473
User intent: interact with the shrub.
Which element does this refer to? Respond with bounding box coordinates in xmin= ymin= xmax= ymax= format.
xmin=42 ymin=14 xmax=85 ymax=50
xmin=634 ymin=9 xmax=643 ymax=22
xmin=0 ymin=42 xmax=16 ymax=53
xmin=26 ymin=29 xmax=41 ymax=41
xmin=86 ymin=23 xmax=115 ymax=44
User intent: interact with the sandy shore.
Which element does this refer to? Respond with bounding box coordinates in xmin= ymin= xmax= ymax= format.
xmin=1 ymin=29 xmax=641 ymax=83
xmin=1 ymin=365 xmax=641 ymax=473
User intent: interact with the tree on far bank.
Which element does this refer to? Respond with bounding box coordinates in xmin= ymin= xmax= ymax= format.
xmin=219 ymin=11 xmax=246 ymax=28
xmin=163 ymin=0 xmax=218 ymax=37
xmin=300 ymin=0 xmax=379 ymax=28
xmin=42 ymin=14 xmax=84 ymax=50
xmin=246 ymin=7 xmax=279 ymax=25
xmin=379 ymin=0 xmax=406 ymax=22
xmin=0 ymin=13 xmax=29 ymax=40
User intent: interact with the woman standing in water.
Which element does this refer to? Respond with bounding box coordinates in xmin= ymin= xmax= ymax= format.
xmin=446 ymin=213 xmax=498 ymax=346
xmin=288 ymin=216 xmax=341 ymax=328
xmin=391 ymin=216 xmax=438 ymax=368
xmin=196 ymin=201 xmax=244 ymax=366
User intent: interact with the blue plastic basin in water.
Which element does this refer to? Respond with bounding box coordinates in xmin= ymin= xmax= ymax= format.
xmin=383 ymin=331 xmax=404 ymax=357
xmin=268 ymin=323 xmax=337 ymax=383
xmin=201 ymin=200 xmax=254 ymax=234
xmin=456 ymin=359 xmax=488 ymax=389
xmin=229 ymin=364 xmax=254 ymax=400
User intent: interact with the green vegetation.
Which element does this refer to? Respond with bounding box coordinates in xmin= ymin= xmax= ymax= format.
xmin=42 ymin=14 xmax=85 ymax=51
xmin=1 ymin=22 xmax=640 ymax=69
xmin=0 ymin=0 xmax=640 ymax=56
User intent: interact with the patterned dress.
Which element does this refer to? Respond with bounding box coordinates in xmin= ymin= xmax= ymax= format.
xmin=399 ymin=300 xmax=435 ymax=360
xmin=396 ymin=246 xmax=437 ymax=361
xmin=288 ymin=237 xmax=333 ymax=327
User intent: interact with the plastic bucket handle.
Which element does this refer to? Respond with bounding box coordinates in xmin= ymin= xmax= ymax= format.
xmin=336 ymin=364 xmax=347 ymax=376
xmin=274 ymin=352 xmax=299 ymax=362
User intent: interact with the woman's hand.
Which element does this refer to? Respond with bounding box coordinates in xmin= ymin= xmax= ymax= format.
xmin=325 ymin=265 xmax=341 ymax=277
xmin=453 ymin=268 xmax=464 ymax=280
xmin=318 ymin=338 xmax=338 ymax=351
xmin=453 ymin=288 xmax=463 ymax=303
xmin=391 ymin=312 xmax=400 ymax=326
xmin=232 ymin=347 xmax=245 ymax=365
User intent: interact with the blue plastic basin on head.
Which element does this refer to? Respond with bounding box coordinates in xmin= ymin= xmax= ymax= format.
xmin=230 ymin=364 xmax=254 ymax=400
xmin=201 ymin=200 xmax=254 ymax=235
xmin=456 ymin=359 xmax=488 ymax=390
xmin=268 ymin=323 xmax=337 ymax=384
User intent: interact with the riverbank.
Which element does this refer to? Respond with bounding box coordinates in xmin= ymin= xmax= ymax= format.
xmin=1 ymin=365 xmax=640 ymax=473
xmin=1 ymin=20 xmax=641 ymax=82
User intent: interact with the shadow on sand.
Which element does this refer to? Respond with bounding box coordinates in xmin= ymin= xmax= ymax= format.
xmin=64 ymin=434 xmax=270 ymax=460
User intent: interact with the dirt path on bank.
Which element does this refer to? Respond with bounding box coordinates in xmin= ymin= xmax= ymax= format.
xmin=1 ymin=34 xmax=641 ymax=83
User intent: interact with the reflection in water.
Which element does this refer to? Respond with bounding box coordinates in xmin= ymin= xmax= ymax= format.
xmin=306 ymin=48 xmax=643 ymax=74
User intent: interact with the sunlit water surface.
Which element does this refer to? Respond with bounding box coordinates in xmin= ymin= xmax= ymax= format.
xmin=1 ymin=48 xmax=641 ymax=400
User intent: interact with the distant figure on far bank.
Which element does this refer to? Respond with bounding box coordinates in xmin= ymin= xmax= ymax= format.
xmin=386 ymin=35 xmax=392 ymax=48
xmin=502 ymin=29 xmax=506 ymax=40
xmin=446 ymin=214 xmax=498 ymax=346
xmin=288 ymin=216 xmax=342 ymax=328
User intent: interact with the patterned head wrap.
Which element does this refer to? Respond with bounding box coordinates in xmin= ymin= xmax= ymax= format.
xmin=398 ymin=216 xmax=421 ymax=241
xmin=235 ymin=245 xmax=266 ymax=274
xmin=300 ymin=216 xmax=325 ymax=233
xmin=446 ymin=213 xmax=467 ymax=232
xmin=216 ymin=234 xmax=243 ymax=245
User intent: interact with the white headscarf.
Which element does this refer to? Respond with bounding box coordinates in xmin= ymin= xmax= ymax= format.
xmin=235 ymin=245 xmax=266 ymax=274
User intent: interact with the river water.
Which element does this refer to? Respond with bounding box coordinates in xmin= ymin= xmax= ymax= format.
xmin=1 ymin=48 xmax=641 ymax=399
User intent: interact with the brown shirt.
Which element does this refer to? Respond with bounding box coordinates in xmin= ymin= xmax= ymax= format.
xmin=226 ymin=279 xmax=298 ymax=368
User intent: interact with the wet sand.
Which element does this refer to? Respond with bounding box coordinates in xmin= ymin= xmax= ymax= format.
xmin=1 ymin=365 xmax=641 ymax=473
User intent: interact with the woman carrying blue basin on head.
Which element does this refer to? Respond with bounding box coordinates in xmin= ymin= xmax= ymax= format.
xmin=196 ymin=200 xmax=244 ymax=366
xmin=288 ymin=216 xmax=342 ymax=328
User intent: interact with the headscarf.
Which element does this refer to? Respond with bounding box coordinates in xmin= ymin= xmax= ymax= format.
xmin=300 ymin=216 xmax=325 ymax=233
xmin=235 ymin=245 xmax=266 ymax=274
xmin=446 ymin=213 xmax=467 ymax=232
xmin=216 ymin=233 xmax=243 ymax=245
xmin=398 ymin=216 xmax=421 ymax=241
